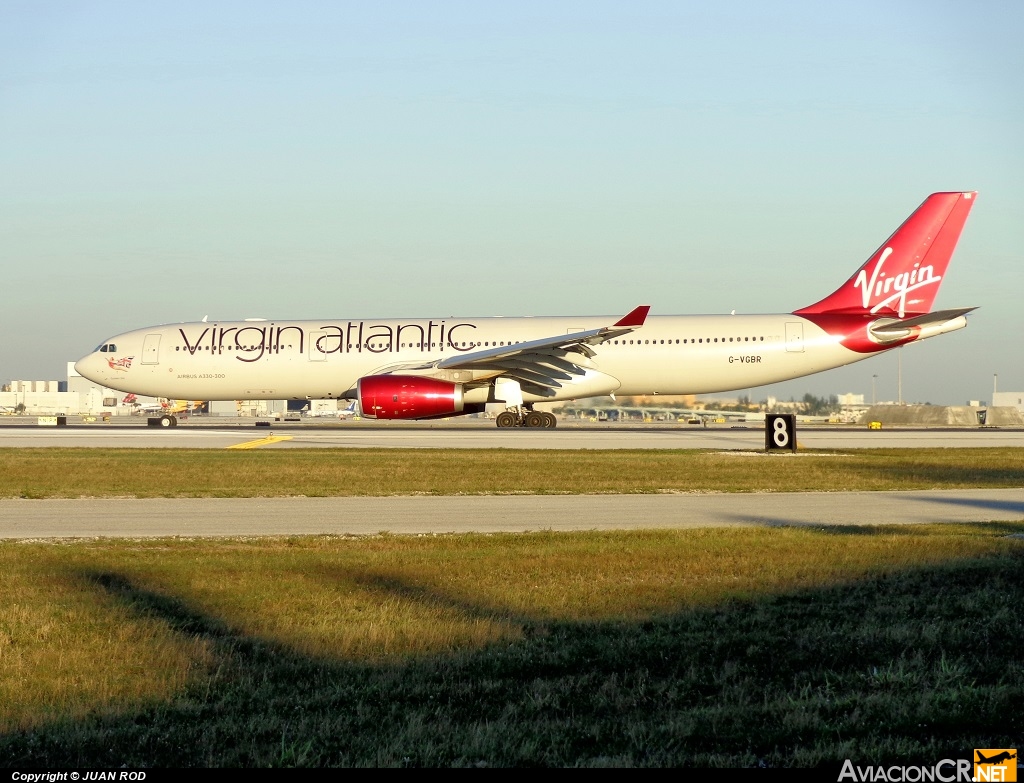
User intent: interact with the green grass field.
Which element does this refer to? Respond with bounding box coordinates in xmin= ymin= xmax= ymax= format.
xmin=2 ymin=447 xmax=1024 ymax=497
xmin=2 ymin=447 xmax=1021 ymax=765
xmin=2 ymin=525 xmax=1022 ymax=766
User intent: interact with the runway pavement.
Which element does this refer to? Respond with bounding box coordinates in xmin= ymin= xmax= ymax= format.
xmin=4 ymin=419 xmax=1021 ymax=540
xmin=2 ymin=489 xmax=1022 ymax=538
xmin=2 ymin=419 xmax=1024 ymax=449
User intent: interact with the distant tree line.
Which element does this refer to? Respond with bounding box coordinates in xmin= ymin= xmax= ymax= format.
xmin=795 ymin=393 xmax=840 ymax=415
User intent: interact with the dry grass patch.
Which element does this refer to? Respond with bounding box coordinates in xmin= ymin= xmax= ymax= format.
xmin=0 ymin=557 xmax=213 ymax=732
xmin=1 ymin=523 xmax=1021 ymax=741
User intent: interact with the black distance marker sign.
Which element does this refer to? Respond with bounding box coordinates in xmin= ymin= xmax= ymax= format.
xmin=765 ymin=414 xmax=796 ymax=452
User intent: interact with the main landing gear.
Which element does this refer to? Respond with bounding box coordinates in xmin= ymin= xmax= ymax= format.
xmin=495 ymin=409 xmax=557 ymax=429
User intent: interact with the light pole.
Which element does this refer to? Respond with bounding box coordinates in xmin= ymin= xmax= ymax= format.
xmin=872 ymin=374 xmax=878 ymax=406
xmin=897 ymin=348 xmax=903 ymax=405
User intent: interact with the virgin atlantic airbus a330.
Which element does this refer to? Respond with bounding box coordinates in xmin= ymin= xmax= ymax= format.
xmin=77 ymin=192 xmax=978 ymax=428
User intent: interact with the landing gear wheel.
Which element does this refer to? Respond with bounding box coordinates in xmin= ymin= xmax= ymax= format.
xmin=495 ymin=411 xmax=518 ymax=428
xmin=160 ymin=415 xmax=178 ymax=428
xmin=541 ymin=412 xmax=557 ymax=428
xmin=524 ymin=411 xmax=545 ymax=428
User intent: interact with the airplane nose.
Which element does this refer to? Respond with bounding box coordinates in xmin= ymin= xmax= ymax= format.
xmin=75 ymin=354 xmax=100 ymax=383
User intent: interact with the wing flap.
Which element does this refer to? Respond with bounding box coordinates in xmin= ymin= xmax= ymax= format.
xmin=497 ymin=368 xmax=564 ymax=389
xmin=529 ymin=353 xmax=586 ymax=375
xmin=480 ymin=359 xmax=577 ymax=381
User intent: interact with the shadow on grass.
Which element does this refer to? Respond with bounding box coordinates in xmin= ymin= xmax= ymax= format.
xmin=2 ymin=551 xmax=1023 ymax=767
xmin=721 ymin=519 xmax=1024 ymax=536
xmin=341 ymin=570 xmax=538 ymax=627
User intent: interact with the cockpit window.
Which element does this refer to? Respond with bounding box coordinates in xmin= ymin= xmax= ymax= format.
xmin=96 ymin=343 xmax=117 ymax=353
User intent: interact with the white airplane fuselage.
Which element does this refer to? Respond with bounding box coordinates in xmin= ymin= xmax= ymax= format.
xmin=74 ymin=311 xmax=966 ymax=403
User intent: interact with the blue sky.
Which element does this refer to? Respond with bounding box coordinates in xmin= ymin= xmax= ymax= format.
xmin=1 ymin=1 xmax=1021 ymax=404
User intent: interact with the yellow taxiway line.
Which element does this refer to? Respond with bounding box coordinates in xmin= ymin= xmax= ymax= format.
xmin=225 ymin=435 xmax=294 ymax=450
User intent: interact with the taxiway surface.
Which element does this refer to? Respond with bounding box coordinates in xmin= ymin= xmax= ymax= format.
xmin=2 ymin=489 xmax=1022 ymax=538
xmin=2 ymin=419 xmax=1023 ymax=449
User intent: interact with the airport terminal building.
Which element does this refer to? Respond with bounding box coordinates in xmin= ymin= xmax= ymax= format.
xmin=1 ymin=363 xmax=297 ymax=418
xmin=994 ymin=392 xmax=1024 ymax=414
xmin=3 ymin=362 xmax=1022 ymax=423
xmin=0 ymin=363 xmax=163 ymax=416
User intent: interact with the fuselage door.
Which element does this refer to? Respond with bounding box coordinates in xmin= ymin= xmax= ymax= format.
xmin=785 ymin=322 xmax=804 ymax=353
xmin=309 ymin=330 xmax=328 ymax=361
xmin=142 ymin=334 xmax=161 ymax=365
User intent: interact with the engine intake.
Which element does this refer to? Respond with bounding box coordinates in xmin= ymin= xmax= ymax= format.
xmin=357 ymin=375 xmax=464 ymax=420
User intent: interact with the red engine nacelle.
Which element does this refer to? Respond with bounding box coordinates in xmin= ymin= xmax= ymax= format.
xmin=357 ymin=375 xmax=464 ymax=420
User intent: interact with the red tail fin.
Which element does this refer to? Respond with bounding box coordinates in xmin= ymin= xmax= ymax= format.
xmin=795 ymin=192 xmax=976 ymax=317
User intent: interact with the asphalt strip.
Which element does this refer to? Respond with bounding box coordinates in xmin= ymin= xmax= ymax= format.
xmin=1 ymin=489 xmax=1023 ymax=538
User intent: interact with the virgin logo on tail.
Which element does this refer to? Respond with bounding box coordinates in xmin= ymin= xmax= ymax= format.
xmin=794 ymin=191 xmax=975 ymax=317
xmin=853 ymin=247 xmax=941 ymax=317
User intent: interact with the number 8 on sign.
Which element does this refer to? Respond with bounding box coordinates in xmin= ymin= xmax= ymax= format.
xmin=773 ymin=417 xmax=789 ymax=448
xmin=765 ymin=414 xmax=796 ymax=452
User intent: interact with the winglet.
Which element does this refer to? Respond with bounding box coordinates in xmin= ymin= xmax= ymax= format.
xmin=614 ymin=305 xmax=650 ymax=327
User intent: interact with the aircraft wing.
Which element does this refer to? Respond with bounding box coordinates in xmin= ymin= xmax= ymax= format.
xmin=432 ymin=306 xmax=649 ymax=397
xmin=349 ymin=306 xmax=649 ymax=399
xmin=438 ymin=305 xmax=649 ymax=368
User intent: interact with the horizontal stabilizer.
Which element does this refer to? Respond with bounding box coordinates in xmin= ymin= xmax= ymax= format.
xmin=870 ymin=307 xmax=977 ymax=333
